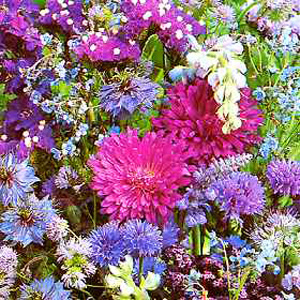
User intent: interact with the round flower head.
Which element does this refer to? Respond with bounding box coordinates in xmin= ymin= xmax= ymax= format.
xmin=0 ymin=194 xmax=56 ymax=247
xmin=123 ymin=219 xmax=163 ymax=257
xmin=0 ymin=153 xmax=40 ymax=206
xmin=19 ymin=276 xmax=71 ymax=300
xmin=88 ymin=129 xmax=191 ymax=223
xmin=89 ymin=221 xmax=126 ymax=267
xmin=267 ymin=159 xmax=300 ymax=196
xmin=152 ymin=78 xmax=263 ymax=164
xmin=208 ymin=172 xmax=265 ymax=219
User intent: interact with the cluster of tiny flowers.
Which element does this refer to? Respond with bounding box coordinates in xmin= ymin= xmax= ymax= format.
xmin=0 ymin=245 xmax=18 ymax=299
xmin=120 ymin=0 xmax=205 ymax=52
xmin=267 ymin=159 xmax=300 ymax=196
xmin=56 ymin=237 xmax=96 ymax=289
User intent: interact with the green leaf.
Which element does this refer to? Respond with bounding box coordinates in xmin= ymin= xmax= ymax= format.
xmin=141 ymin=34 xmax=164 ymax=68
xmin=58 ymin=81 xmax=72 ymax=97
xmin=278 ymin=196 xmax=293 ymax=208
xmin=0 ymin=84 xmax=16 ymax=118
xmin=287 ymin=145 xmax=300 ymax=161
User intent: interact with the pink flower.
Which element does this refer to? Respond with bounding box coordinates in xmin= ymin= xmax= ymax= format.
xmin=152 ymin=78 xmax=263 ymax=164
xmin=88 ymin=130 xmax=191 ymax=223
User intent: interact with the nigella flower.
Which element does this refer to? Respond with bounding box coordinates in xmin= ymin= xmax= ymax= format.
xmin=152 ymin=78 xmax=263 ymax=164
xmin=89 ymin=221 xmax=126 ymax=267
xmin=0 ymin=245 xmax=18 ymax=299
xmin=207 ymin=172 xmax=265 ymax=220
xmin=99 ymin=77 xmax=160 ymax=118
xmin=0 ymin=153 xmax=40 ymax=206
xmin=267 ymin=159 xmax=300 ymax=196
xmin=88 ymin=129 xmax=191 ymax=223
xmin=0 ymin=194 xmax=56 ymax=247
xmin=123 ymin=219 xmax=163 ymax=257
xmin=19 ymin=276 xmax=71 ymax=300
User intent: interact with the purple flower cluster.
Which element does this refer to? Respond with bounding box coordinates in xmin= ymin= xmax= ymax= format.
xmin=267 ymin=159 xmax=300 ymax=196
xmin=120 ymin=0 xmax=205 ymax=51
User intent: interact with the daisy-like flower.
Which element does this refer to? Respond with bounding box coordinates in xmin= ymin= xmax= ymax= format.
xmin=207 ymin=172 xmax=265 ymax=220
xmin=0 ymin=153 xmax=40 ymax=206
xmin=212 ymin=4 xmax=236 ymax=24
xmin=123 ymin=219 xmax=163 ymax=257
xmin=19 ymin=276 xmax=71 ymax=300
xmin=88 ymin=129 xmax=191 ymax=223
xmin=89 ymin=221 xmax=126 ymax=267
xmin=153 ymin=78 xmax=263 ymax=164
xmin=266 ymin=159 xmax=300 ymax=196
xmin=0 ymin=194 xmax=56 ymax=247
xmin=0 ymin=245 xmax=18 ymax=299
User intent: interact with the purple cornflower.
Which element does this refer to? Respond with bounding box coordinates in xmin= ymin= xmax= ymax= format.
xmin=123 ymin=219 xmax=163 ymax=257
xmin=89 ymin=221 xmax=126 ymax=267
xmin=0 ymin=153 xmax=40 ymax=206
xmin=0 ymin=194 xmax=56 ymax=247
xmin=207 ymin=172 xmax=265 ymax=220
xmin=54 ymin=166 xmax=82 ymax=191
xmin=19 ymin=276 xmax=71 ymax=300
xmin=267 ymin=159 xmax=300 ymax=196
xmin=0 ymin=245 xmax=18 ymax=299
xmin=99 ymin=77 xmax=160 ymax=118
xmin=46 ymin=215 xmax=69 ymax=242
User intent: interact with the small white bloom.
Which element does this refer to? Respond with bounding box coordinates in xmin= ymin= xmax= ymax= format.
xmin=175 ymin=29 xmax=183 ymax=40
xmin=90 ymin=44 xmax=97 ymax=52
xmin=113 ymin=48 xmax=121 ymax=55
xmin=66 ymin=18 xmax=74 ymax=25
xmin=143 ymin=11 xmax=152 ymax=20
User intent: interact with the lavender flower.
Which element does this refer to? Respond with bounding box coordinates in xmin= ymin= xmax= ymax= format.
xmin=0 ymin=194 xmax=56 ymax=246
xmin=0 ymin=153 xmax=40 ymax=206
xmin=267 ymin=159 xmax=300 ymax=196
xmin=207 ymin=172 xmax=265 ymax=220
xmin=89 ymin=222 xmax=126 ymax=267
xmin=19 ymin=276 xmax=71 ymax=300
xmin=123 ymin=219 xmax=163 ymax=257
xmin=99 ymin=77 xmax=160 ymax=118
xmin=54 ymin=166 xmax=83 ymax=191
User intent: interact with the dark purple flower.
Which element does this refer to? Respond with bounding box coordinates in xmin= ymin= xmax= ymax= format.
xmin=267 ymin=159 xmax=300 ymax=196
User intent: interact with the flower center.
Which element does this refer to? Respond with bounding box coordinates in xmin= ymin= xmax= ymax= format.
xmin=0 ymin=167 xmax=13 ymax=187
xmin=129 ymin=168 xmax=156 ymax=193
xmin=18 ymin=209 xmax=35 ymax=226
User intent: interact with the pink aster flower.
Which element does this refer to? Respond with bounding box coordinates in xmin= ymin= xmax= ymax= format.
xmin=152 ymin=78 xmax=263 ymax=164
xmin=88 ymin=130 xmax=192 ymax=223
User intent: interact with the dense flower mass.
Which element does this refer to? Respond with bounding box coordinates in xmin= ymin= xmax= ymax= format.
xmin=88 ymin=129 xmax=191 ymax=223
xmin=153 ymin=78 xmax=263 ymax=164
xmin=207 ymin=172 xmax=265 ymax=219
xmin=267 ymin=159 xmax=300 ymax=196
xmin=0 ymin=153 xmax=40 ymax=206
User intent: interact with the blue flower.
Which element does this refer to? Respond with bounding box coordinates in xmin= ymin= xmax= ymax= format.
xmin=225 ymin=235 xmax=246 ymax=249
xmin=0 ymin=194 xmax=56 ymax=247
xmin=99 ymin=77 xmax=160 ymax=118
xmin=252 ymin=87 xmax=266 ymax=101
xmin=41 ymin=33 xmax=53 ymax=45
xmin=259 ymin=134 xmax=279 ymax=159
xmin=162 ymin=219 xmax=179 ymax=249
xmin=0 ymin=153 xmax=40 ymax=206
xmin=61 ymin=139 xmax=76 ymax=156
xmin=134 ymin=257 xmax=166 ymax=278
xmin=123 ymin=219 xmax=163 ymax=257
xmin=89 ymin=221 xmax=126 ymax=267
xmin=19 ymin=276 xmax=71 ymax=300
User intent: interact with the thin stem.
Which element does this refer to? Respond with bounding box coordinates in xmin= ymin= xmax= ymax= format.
xmin=93 ymin=194 xmax=97 ymax=229
xmin=192 ymin=225 xmax=201 ymax=256
xmin=220 ymin=240 xmax=232 ymax=300
xmin=139 ymin=256 xmax=144 ymax=283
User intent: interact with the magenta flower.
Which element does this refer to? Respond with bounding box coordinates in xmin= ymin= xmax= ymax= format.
xmin=88 ymin=130 xmax=191 ymax=223
xmin=153 ymin=78 xmax=263 ymax=164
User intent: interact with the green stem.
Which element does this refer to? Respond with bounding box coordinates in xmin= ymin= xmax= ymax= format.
xmin=274 ymin=52 xmax=289 ymax=88
xmin=93 ymin=194 xmax=97 ymax=229
xmin=237 ymin=1 xmax=259 ymax=24
xmin=247 ymin=44 xmax=260 ymax=76
xmin=192 ymin=225 xmax=201 ymax=256
xmin=220 ymin=240 xmax=232 ymax=300
xmin=139 ymin=256 xmax=144 ymax=283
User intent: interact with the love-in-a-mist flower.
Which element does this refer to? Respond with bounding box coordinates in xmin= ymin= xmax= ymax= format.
xmin=0 ymin=153 xmax=40 ymax=206
xmin=0 ymin=194 xmax=56 ymax=246
xmin=153 ymin=79 xmax=263 ymax=164
xmin=88 ymin=129 xmax=191 ymax=223
xmin=19 ymin=276 xmax=71 ymax=300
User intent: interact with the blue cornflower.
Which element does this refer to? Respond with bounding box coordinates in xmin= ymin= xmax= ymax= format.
xmin=123 ymin=219 xmax=163 ymax=257
xmin=99 ymin=77 xmax=160 ymax=118
xmin=0 ymin=194 xmax=56 ymax=247
xmin=162 ymin=219 xmax=179 ymax=249
xmin=252 ymin=87 xmax=266 ymax=101
xmin=89 ymin=221 xmax=126 ymax=267
xmin=19 ymin=276 xmax=71 ymax=300
xmin=134 ymin=257 xmax=166 ymax=278
xmin=0 ymin=153 xmax=40 ymax=206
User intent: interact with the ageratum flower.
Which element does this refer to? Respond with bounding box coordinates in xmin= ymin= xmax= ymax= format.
xmin=89 ymin=222 xmax=126 ymax=267
xmin=88 ymin=129 xmax=191 ymax=223
xmin=19 ymin=276 xmax=71 ymax=300
xmin=0 ymin=153 xmax=40 ymax=206
xmin=208 ymin=172 xmax=265 ymax=220
xmin=123 ymin=219 xmax=163 ymax=257
xmin=153 ymin=78 xmax=263 ymax=164
xmin=99 ymin=77 xmax=160 ymax=118
xmin=0 ymin=194 xmax=56 ymax=246
xmin=267 ymin=159 xmax=300 ymax=196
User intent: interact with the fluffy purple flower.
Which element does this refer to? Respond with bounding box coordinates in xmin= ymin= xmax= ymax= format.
xmin=0 ymin=153 xmax=40 ymax=206
xmin=212 ymin=4 xmax=236 ymax=24
xmin=267 ymin=159 xmax=300 ymax=196
xmin=208 ymin=172 xmax=265 ymax=219
xmin=99 ymin=77 xmax=160 ymax=118
xmin=89 ymin=222 xmax=126 ymax=267
xmin=123 ymin=219 xmax=163 ymax=257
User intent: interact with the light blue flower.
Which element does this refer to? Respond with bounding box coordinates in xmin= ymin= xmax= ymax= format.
xmin=62 ymin=140 xmax=76 ymax=156
xmin=252 ymin=87 xmax=266 ymax=101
